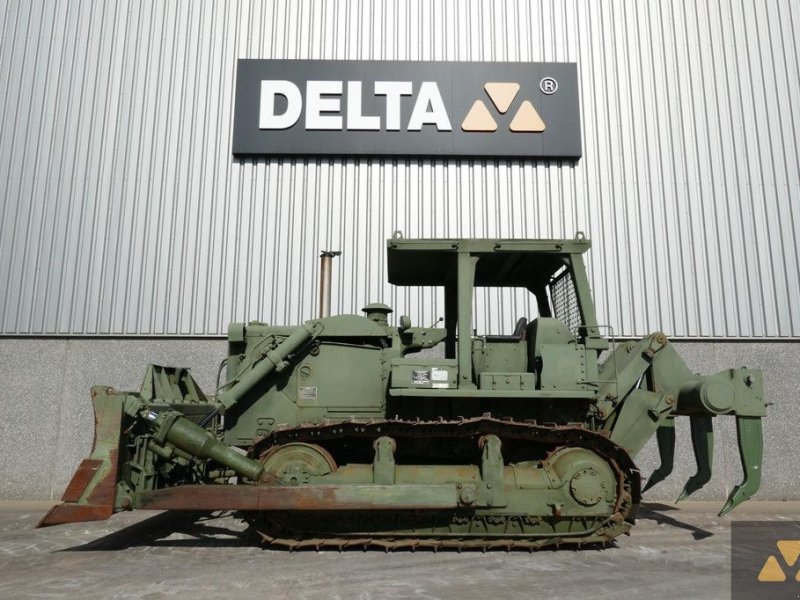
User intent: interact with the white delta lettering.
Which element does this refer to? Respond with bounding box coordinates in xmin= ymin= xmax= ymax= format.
xmin=259 ymin=80 xmax=452 ymax=132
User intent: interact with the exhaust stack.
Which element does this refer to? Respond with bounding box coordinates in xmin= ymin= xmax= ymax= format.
xmin=319 ymin=250 xmax=341 ymax=318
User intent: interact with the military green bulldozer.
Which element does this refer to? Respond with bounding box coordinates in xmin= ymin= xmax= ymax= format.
xmin=39 ymin=234 xmax=766 ymax=550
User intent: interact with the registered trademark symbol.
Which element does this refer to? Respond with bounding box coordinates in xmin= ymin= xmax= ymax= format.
xmin=540 ymin=77 xmax=558 ymax=95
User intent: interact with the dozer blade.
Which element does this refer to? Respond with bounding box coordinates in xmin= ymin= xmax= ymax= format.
xmin=719 ymin=416 xmax=763 ymax=516
xmin=642 ymin=417 xmax=675 ymax=493
xmin=676 ymin=415 xmax=713 ymax=502
xmin=38 ymin=387 xmax=123 ymax=527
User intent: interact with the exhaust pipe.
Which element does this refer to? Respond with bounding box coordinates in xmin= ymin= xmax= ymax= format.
xmin=319 ymin=250 xmax=341 ymax=318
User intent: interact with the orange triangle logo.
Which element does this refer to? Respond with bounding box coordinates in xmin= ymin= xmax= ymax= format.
xmin=777 ymin=540 xmax=800 ymax=567
xmin=510 ymin=100 xmax=545 ymax=132
xmin=484 ymin=82 xmax=519 ymax=114
xmin=461 ymin=100 xmax=497 ymax=132
xmin=757 ymin=555 xmax=786 ymax=582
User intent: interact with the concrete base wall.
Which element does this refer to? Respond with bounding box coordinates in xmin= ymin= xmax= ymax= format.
xmin=0 ymin=339 xmax=226 ymax=501
xmin=1 ymin=339 xmax=797 ymax=502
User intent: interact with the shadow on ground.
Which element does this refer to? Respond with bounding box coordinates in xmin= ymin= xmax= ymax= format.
xmin=638 ymin=502 xmax=714 ymax=540
xmin=61 ymin=511 xmax=261 ymax=551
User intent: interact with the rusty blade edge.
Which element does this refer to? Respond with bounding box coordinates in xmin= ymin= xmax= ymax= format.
xmin=37 ymin=503 xmax=114 ymax=527
xmin=135 ymin=484 xmax=463 ymax=511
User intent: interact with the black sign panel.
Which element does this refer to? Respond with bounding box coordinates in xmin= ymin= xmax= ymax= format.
xmin=233 ymin=60 xmax=581 ymax=159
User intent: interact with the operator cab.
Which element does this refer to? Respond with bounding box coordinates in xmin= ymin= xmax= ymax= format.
xmin=386 ymin=233 xmax=608 ymax=398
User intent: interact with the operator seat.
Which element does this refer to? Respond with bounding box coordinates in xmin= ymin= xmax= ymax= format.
xmin=483 ymin=317 xmax=528 ymax=343
xmin=526 ymin=317 xmax=575 ymax=373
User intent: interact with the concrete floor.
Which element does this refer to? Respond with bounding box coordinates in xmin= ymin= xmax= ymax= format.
xmin=1 ymin=501 xmax=798 ymax=600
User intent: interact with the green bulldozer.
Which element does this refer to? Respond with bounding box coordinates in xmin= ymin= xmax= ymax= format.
xmin=39 ymin=234 xmax=766 ymax=549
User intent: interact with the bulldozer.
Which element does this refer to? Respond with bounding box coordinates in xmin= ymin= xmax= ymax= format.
xmin=39 ymin=233 xmax=766 ymax=550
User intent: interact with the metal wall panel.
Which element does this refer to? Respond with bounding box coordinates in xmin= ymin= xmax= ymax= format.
xmin=1 ymin=0 xmax=798 ymax=338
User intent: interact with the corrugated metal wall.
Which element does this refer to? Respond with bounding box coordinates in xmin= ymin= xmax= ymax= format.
xmin=1 ymin=0 xmax=798 ymax=338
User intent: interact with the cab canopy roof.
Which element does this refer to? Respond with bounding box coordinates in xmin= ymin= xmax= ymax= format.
xmin=386 ymin=236 xmax=591 ymax=287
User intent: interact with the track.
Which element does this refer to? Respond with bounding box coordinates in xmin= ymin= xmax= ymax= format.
xmin=246 ymin=417 xmax=641 ymax=551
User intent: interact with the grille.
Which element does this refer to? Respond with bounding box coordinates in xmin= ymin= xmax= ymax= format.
xmin=549 ymin=267 xmax=581 ymax=335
